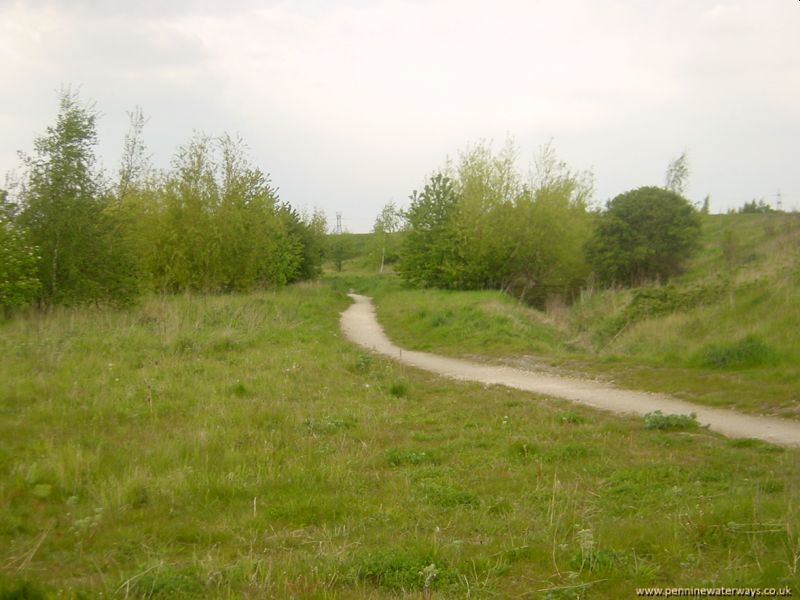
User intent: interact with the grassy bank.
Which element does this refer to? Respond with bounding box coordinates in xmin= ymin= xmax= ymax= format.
xmin=367 ymin=213 xmax=800 ymax=418
xmin=1 ymin=283 xmax=799 ymax=597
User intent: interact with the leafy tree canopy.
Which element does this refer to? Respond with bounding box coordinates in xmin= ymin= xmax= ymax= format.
xmin=17 ymin=88 xmax=139 ymax=306
xmin=586 ymin=186 xmax=701 ymax=286
xmin=397 ymin=140 xmax=593 ymax=305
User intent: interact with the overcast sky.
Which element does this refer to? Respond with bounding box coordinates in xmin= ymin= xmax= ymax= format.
xmin=1 ymin=0 xmax=798 ymax=231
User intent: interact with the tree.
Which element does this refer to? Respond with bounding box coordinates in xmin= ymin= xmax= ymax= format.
xmin=665 ymin=151 xmax=690 ymax=196
xmin=0 ymin=193 xmax=40 ymax=315
xmin=397 ymin=172 xmax=460 ymax=287
xmin=501 ymin=143 xmax=593 ymax=304
xmin=0 ymin=188 xmax=12 ymax=220
xmin=701 ymin=194 xmax=710 ymax=215
xmin=328 ymin=234 xmax=352 ymax=273
xmin=372 ymin=200 xmax=402 ymax=273
xmin=738 ymin=199 xmax=773 ymax=214
xmin=449 ymin=140 xmax=521 ymax=289
xmin=586 ymin=186 xmax=701 ymax=286
xmin=118 ymin=107 xmax=150 ymax=199
xmin=281 ymin=206 xmax=327 ymax=282
xmin=215 ymin=133 xmax=299 ymax=291
xmin=146 ymin=132 xmax=304 ymax=292
xmin=17 ymin=89 xmax=139 ymax=305
xmin=396 ymin=141 xmax=593 ymax=305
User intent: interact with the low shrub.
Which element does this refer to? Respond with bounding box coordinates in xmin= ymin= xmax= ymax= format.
xmin=355 ymin=548 xmax=456 ymax=591
xmin=644 ymin=411 xmax=698 ymax=431
xmin=696 ymin=335 xmax=778 ymax=369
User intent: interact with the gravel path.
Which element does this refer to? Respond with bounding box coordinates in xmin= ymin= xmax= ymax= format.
xmin=341 ymin=293 xmax=800 ymax=448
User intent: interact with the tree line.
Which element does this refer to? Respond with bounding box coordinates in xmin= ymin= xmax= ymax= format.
xmin=377 ymin=142 xmax=702 ymax=306
xmin=1 ymin=90 xmax=326 ymax=313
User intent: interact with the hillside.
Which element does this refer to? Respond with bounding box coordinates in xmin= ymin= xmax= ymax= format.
xmin=366 ymin=212 xmax=800 ymax=418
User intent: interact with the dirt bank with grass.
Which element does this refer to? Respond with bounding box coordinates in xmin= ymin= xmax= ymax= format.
xmin=341 ymin=293 xmax=800 ymax=447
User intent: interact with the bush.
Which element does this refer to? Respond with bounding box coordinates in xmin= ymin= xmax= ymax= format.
xmin=356 ymin=548 xmax=455 ymax=591
xmin=586 ymin=186 xmax=701 ymax=286
xmin=398 ymin=141 xmax=592 ymax=306
xmin=0 ymin=218 xmax=40 ymax=314
xmin=697 ymin=335 xmax=778 ymax=369
xmin=644 ymin=411 xmax=698 ymax=431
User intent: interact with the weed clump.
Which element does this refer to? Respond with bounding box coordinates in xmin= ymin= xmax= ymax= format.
xmin=355 ymin=548 xmax=456 ymax=592
xmin=644 ymin=410 xmax=698 ymax=431
xmin=387 ymin=380 xmax=409 ymax=397
xmin=228 ymin=381 xmax=248 ymax=397
xmin=696 ymin=334 xmax=778 ymax=369
xmin=354 ymin=353 xmax=373 ymax=373
xmin=417 ymin=482 xmax=479 ymax=507
xmin=509 ymin=439 xmax=539 ymax=461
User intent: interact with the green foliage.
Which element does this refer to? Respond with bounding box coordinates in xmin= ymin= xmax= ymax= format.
xmin=397 ymin=172 xmax=460 ymax=287
xmin=387 ymin=380 xmax=409 ymax=397
xmin=8 ymin=91 xmax=323 ymax=309
xmin=17 ymin=89 xmax=140 ymax=306
xmin=355 ymin=548 xmax=454 ymax=591
xmin=372 ymin=200 xmax=402 ymax=273
xmin=117 ymin=131 xmax=317 ymax=294
xmin=417 ymin=481 xmax=479 ymax=507
xmin=503 ymin=144 xmax=593 ymax=305
xmin=701 ymin=194 xmax=711 ymax=215
xmin=282 ymin=206 xmax=327 ymax=282
xmin=0 ymin=212 xmax=40 ymax=314
xmin=696 ymin=335 xmax=779 ymax=369
xmin=398 ymin=141 xmax=592 ymax=306
xmin=644 ymin=410 xmax=699 ymax=431
xmin=139 ymin=133 xmax=302 ymax=293
xmin=586 ymin=186 xmax=702 ymax=286
xmin=738 ymin=199 xmax=774 ymax=214
xmin=328 ymin=234 xmax=353 ymax=272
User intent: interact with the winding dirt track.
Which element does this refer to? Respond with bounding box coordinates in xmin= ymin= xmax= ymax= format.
xmin=341 ymin=294 xmax=800 ymax=448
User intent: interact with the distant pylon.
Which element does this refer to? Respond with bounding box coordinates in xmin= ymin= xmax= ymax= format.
xmin=775 ymin=189 xmax=783 ymax=212
xmin=335 ymin=212 xmax=343 ymax=234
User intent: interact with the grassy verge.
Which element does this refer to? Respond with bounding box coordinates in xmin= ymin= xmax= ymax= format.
xmin=364 ymin=213 xmax=800 ymax=418
xmin=370 ymin=282 xmax=800 ymax=419
xmin=1 ymin=284 xmax=798 ymax=597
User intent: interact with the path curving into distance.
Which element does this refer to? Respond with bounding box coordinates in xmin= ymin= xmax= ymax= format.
xmin=341 ymin=293 xmax=800 ymax=448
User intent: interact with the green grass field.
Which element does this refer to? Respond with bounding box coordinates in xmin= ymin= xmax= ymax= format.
xmin=367 ymin=213 xmax=800 ymax=418
xmin=1 ymin=283 xmax=799 ymax=598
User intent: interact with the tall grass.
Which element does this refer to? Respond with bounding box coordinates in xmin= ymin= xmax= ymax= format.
xmin=1 ymin=283 xmax=799 ymax=597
